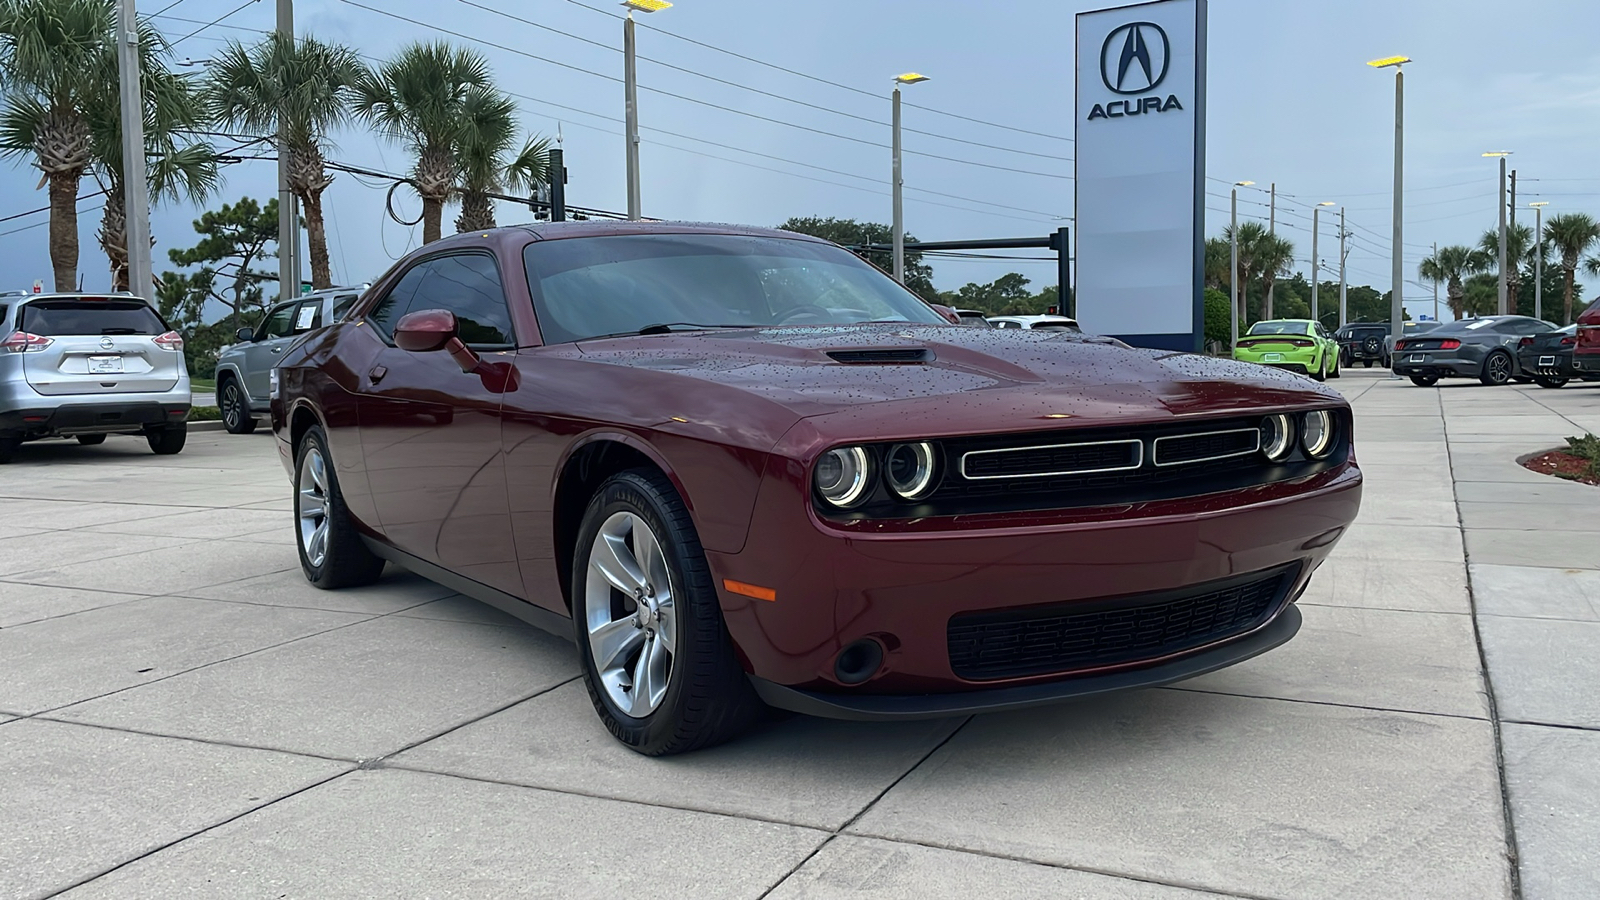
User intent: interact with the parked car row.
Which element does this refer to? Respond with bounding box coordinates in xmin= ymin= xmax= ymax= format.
xmin=214 ymin=285 xmax=368 ymax=434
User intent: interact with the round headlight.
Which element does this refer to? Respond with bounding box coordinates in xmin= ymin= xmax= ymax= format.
xmin=1302 ymin=410 xmax=1335 ymax=459
xmin=1261 ymin=414 xmax=1295 ymax=461
xmin=815 ymin=446 xmax=871 ymax=507
xmin=884 ymin=442 xmax=937 ymax=500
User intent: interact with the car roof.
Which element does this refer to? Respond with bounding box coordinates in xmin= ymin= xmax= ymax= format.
xmin=396 ymin=220 xmax=836 ymax=260
xmin=11 ymin=291 xmax=153 ymax=305
xmin=1256 ymin=318 xmax=1315 ymax=325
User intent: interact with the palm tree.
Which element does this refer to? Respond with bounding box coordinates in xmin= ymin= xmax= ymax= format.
xmin=453 ymin=89 xmax=548 ymax=233
xmin=1224 ymin=221 xmax=1268 ymax=326
xmin=0 ymin=0 xmax=117 ymax=290
xmin=207 ymin=33 xmax=365 ymax=290
xmin=1418 ymin=245 xmax=1491 ymax=320
xmin=1543 ymin=213 xmax=1600 ymax=323
xmin=1253 ymin=231 xmax=1295 ymax=322
xmin=1477 ymin=224 xmax=1534 ymax=315
xmin=81 ymin=26 xmax=217 ymax=291
xmin=1203 ymin=236 xmax=1230 ymax=291
xmin=355 ymin=42 xmax=497 ymax=244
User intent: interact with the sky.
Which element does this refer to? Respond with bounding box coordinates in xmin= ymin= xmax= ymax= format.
xmin=4 ymin=0 xmax=1600 ymax=324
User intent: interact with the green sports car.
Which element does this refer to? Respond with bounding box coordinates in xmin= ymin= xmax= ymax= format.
xmin=1232 ymin=319 xmax=1341 ymax=381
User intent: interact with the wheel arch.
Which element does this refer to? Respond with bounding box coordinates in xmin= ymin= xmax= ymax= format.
xmin=551 ymin=433 xmax=686 ymax=613
xmin=288 ymin=400 xmax=326 ymax=457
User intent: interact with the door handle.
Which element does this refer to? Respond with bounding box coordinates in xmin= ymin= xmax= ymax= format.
xmin=270 ymin=346 xmax=284 ymax=354
xmin=369 ymin=365 xmax=387 ymax=384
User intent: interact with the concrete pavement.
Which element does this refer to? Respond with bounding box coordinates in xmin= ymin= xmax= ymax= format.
xmin=0 ymin=369 xmax=1593 ymax=898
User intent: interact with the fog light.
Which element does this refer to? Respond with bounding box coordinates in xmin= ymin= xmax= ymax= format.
xmin=834 ymin=639 xmax=884 ymax=684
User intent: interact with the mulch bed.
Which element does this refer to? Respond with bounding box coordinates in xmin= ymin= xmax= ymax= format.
xmin=1523 ymin=450 xmax=1600 ymax=486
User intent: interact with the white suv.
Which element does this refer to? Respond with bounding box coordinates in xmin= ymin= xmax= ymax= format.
xmin=212 ymin=285 xmax=367 ymax=434
xmin=0 ymin=293 xmax=192 ymax=463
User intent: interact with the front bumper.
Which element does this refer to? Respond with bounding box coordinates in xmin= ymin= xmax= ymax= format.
xmin=709 ymin=454 xmax=1361 ymax=701
xmin=0 ymin=401 xmax=190 ymax=436
xmin=751 ymin=604 xmax=1301 ymax=720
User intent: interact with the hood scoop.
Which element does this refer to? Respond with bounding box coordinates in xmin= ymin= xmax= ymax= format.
xmin=825 ymin=347 xmax=933 ymax=365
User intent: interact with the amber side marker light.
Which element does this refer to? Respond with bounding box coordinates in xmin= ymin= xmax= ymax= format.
xmin=723 ymin=579 xmax=777 ymax=602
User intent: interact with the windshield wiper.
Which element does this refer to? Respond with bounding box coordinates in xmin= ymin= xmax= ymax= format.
xmin=635 ymin=322 xmax=747 ymax=336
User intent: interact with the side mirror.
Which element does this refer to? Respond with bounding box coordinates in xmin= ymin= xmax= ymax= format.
xmin=395 ymin=308 xmax=459 ymax=353
xmin=236 ymin=326 xmax=254 ymax=343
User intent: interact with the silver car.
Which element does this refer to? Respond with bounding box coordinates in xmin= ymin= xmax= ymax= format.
xmin=0 ymin=292 xmax=191 ymax=463
xmin=213 ymin=285 xmax=366 ymax=434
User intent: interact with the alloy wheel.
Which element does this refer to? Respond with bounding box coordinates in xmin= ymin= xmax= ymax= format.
xmin=585 ymin=511 xmax=676 ymax=717
xmin=1487 ymin=353 xmax=1512 ymax=384
xmin=297 ymin=446 xmax=331 ymax=567
xmin=222 ymin=383 xmax=243 ymax=431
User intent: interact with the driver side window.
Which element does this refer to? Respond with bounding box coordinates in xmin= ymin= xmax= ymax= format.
xmin=259 ymin=303 xmax=296 ymax=340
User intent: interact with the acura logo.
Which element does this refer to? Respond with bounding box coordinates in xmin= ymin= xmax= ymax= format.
xmin=1100 ymin=22 xmax=1170 ymax=95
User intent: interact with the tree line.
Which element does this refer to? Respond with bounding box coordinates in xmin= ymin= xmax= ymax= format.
xmin=0 ymin=0 xmax=550 ymax=295
xmin=1420 ymin=216 xmax=1596 ymax=324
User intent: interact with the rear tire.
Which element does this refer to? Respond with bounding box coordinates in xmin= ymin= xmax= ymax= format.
xmin=1479 ymin=351 xmax=1514 ymax=386
xmin=1329 ymin=353 xmax=1341 ymax=379
xmin=1363 ymin=360 xmax=1374 ymax=368
xmin=146 ymin=422 xmax=186 ymax=455
xmin=294 ymin=425 xmax=385 ymax=589
xmin=1311 ymin=353 xmax=1327 ymax=382
xmin=219 ymin=377 xmax=257 ymax=435
xmin=572 ymin=468 xmax=764 ymax=756
xmin=1410 ymin=375 xmax=1440 ymax=387
xmin=0 ymin=435 xmax=19 ymax=464
xmin=75 ymin=434 xmax=107 ymax=446
xmin=1535 ymin=376 xmax=1570 ymax=389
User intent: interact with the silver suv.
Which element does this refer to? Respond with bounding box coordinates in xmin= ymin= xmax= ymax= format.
xmin=0 ymin=292 xmax=192 ymax=463
xmin=213 ymin=285 xmax=366 ymax=434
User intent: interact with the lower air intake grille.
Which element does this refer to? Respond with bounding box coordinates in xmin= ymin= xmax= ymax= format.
xmin=947 ymin=565 xmax=1298 ymax=681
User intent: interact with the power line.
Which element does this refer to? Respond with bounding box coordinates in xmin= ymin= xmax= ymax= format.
xmin=454 ymin=0 xmax=1072 ymax=164
xmin=170 ymin=0 xmax=262 ymax=47
xmin=555 ymin=0 xmax=1073 ymax=144
xmin=336 ymin=0 xmax=1071 ymax=180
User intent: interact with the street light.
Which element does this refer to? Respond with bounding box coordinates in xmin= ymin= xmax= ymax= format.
xmin=1338 ymin=206 xmax=1350 ymax=327
xmin=891 ymin=72 xmax=929 ymax=284
xmin=1531 ymin=201 xmax=1550 ymax=321
xmin=1369 ymin=55 xmax=1409 ymax=343
xmin=1229 ymin=180 xmax=1253 ymax=348
xmin=1484 ymin=151 xmax=1513 ymax=314
xmin=622 ymin=0 xmax=672 ymax=220
xmin=1311 ymin=201 xmax=1335 ymax=325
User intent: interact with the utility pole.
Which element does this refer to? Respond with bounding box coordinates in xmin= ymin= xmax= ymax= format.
xmin=276 ymin=0 xmax=297 ymax=301
xmin=1532 ymin=202 xmax=1548 ymax=320
xmin=117 ymin=0 xmax=152 ymax=297
xmin=1311 ymin=205 xmax=1320 ymax=325
xmin=1496 ymin=154 xmax=1508 ymax=315
xmin=1432 ymin=240 xmax=1440 ymax=321
xmin=891 ymin=84 xmax=904 ymax=282
xmin=1339 ymin=208 xmax=1348 ymax=327
xmin=622 ymin=12 xmax=640 ymax=220
xmin=1267 ymin=182 xmax=1276 ymax=318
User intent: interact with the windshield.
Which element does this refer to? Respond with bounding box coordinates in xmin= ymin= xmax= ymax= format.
xmin=1247 ymin=321 xmax=1309 ymax=336
xmin=522 ymin=233 xmax=946 ymax=343
xmin=1405 ymin=322 xmax=1440 ymax=333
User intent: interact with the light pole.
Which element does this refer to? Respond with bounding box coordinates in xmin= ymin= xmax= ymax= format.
xmin=1267 ymin=182 xmax=1276 ymax=317
xmin=117 ymin=0 xmax=151 ymax=296
xmin=1369 ymin=56 xmax=1409 ymax=342
xmin=1230 ymin=180 xmax=1253 ymax=347
xmin=622 ymin=0 xmax=672 ymax=221
xmin=1311 ymin=201 xmax=1334 ymax=326
xmin=1431 ymin=240 xmax=1439 ymax=322
xmin=891 ymin=73 xmax=929 ymax=284
xmin=1484 ymin=151 xmax=1512 ymax=315
xmin=1531 ymin=201 xmax=1549 ymax=321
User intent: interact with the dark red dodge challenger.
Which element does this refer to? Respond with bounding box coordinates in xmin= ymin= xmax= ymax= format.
xmin=272 ymin=221 xmax=1361 ymax=755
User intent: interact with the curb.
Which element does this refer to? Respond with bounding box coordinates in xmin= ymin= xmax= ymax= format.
xmin=189 ymin=419 xmax=227 ymax=432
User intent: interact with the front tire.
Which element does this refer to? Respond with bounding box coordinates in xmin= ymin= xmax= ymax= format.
xmin=146 ymin=423 xmax=186 ymax=455
xmin=294 ymin=425 xmax=384 ymax=589
xmin=220 ymin=377 xmax=257 ymax=435
xmin=1328 ymin=351 xmax=1341 ymax=379
xmin=1480 ymin=351 xmax=1514 ymax=386
xmin=1410 ymin=375 xmax=1440 ymax=387
xmin=572 ymin=469 xmax=762 ymax=756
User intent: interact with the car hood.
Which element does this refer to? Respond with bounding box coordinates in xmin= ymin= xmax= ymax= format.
xmin=575 ymin=324 xmax=1341 ymax=432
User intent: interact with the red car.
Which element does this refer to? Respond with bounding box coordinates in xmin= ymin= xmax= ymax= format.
xmin=1574 ymin=298 xmax=1600 ymax=375
xmin=272 ymin=222 xmax=1361 ymax=755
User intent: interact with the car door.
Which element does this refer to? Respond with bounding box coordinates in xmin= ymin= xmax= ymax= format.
xmin=243 ymin=302 xmax=298 ymax=401
xmin=354 ymin=252 xmax=523 ymax=595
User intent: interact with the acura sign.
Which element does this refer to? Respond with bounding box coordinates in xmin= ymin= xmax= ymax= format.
xmin=1075 ymin=0 xmax=1207 ymax=351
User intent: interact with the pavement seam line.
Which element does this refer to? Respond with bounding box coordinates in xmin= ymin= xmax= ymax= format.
xmin=1442 ymin=381 xmax=1526 ymax=900
xmin=37 ymin=766 xmax=359 ymax=900
xmin=368 ymin=673 xmax=584 ymax=764
xmin=23 ymin=715 xmax=359 ymax=764
xmin=751 ymin=715 xmax=976 ymax=899
xmin=1158 ymin=684 xmax=1490 ymax=722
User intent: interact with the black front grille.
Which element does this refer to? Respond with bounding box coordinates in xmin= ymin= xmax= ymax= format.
xmin=1152 ymin=429 xmax=1258 ymax=466
xmin=962 ymin=439 xmax=1139 ymax=479
xmin=947 ymin=565 xmax=1298 ymax=681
